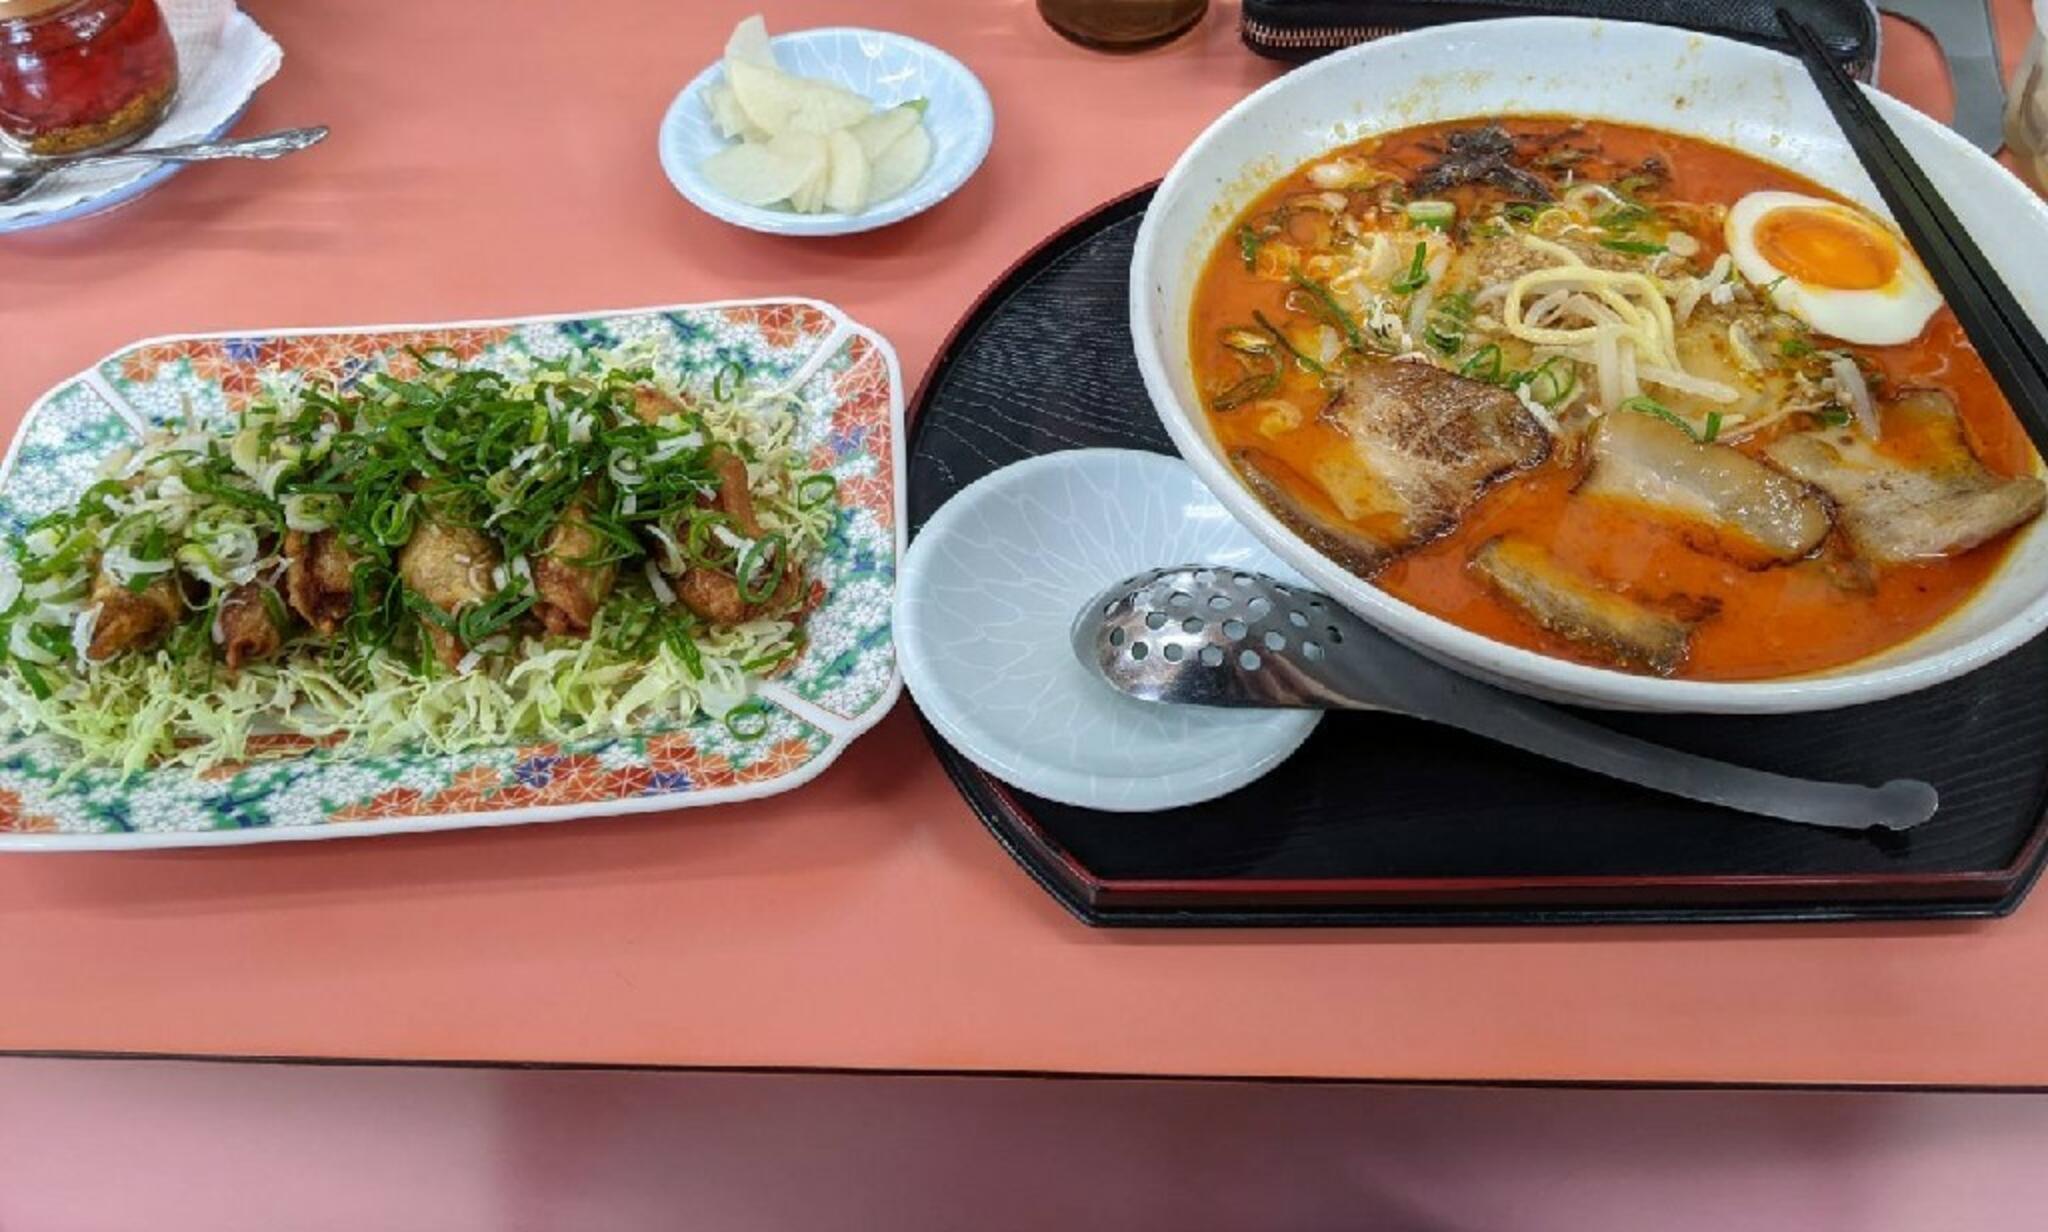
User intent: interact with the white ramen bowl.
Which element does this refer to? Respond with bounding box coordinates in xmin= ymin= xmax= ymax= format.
xmin=1131 ymin=16 xmax=2048 ymax=714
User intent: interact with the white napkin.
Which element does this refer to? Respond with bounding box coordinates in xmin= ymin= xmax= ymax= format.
xmin=0 ymin=5 xmax=284 ymax=225
xmin=160 ymin=0 xmax=231 ymax=67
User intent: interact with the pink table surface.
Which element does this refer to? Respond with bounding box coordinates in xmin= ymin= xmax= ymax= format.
xmin=0 ymin=0 xmax=2043 ymax=1086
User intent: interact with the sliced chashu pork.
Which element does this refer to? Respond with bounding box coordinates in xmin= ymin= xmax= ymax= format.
xmin=1237 ymin=359 xmax=1550 ymax=575
xmin=1765 ymin=390 xmax=2045 ymax=565
xmin=1470 ymin=536 xmax=1705 ymax=676
xmin=1580 ymin=409 xmax=1831 ymax=564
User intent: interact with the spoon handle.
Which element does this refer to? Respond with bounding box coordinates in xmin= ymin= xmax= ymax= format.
xmin=41 ymin=126 xmax=329 ymax=169
xmin=1363 ymin=648 xmax=1938 ymax=831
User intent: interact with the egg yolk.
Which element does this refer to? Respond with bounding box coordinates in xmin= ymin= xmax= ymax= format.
xmin=1754 ymin=206 xmax=1900 ymax=291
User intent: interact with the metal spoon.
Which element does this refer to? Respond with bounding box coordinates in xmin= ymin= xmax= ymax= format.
xmin=0 ymin=126 xmax=329 ymax=205
xmin=1073 ymin=565 xmax=1938 ymax=831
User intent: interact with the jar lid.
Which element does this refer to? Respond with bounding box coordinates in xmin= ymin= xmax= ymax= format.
xmin=0 ymin=0 xmax=77 ymax=18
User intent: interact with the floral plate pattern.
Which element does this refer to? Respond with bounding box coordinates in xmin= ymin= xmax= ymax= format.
xmin=0 ymin=299 xmax=905 ymax=849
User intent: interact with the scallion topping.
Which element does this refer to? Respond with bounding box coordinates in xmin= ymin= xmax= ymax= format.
xmin=1390 ymin=242 xmax=1431 ymax=294
xmin=1286 ymin=271 xmax=1365 ymax=350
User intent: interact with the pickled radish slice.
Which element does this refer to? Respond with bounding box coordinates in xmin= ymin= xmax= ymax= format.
xmin=824 ymin=130 xmax=871 ymax=213
xmin=699 ymin=15 xmax=935 ymax=216
xmin=867 ymin=123 xmax=932 ymax=203
xmin=849 ymin=103 xmax=921 ymax=160
xmin=702 ymin=131 xmax=824 ymax=206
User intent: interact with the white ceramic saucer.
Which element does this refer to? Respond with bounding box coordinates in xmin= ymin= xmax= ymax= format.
xmin=896 ymin=449 xmax=1320 ymax=812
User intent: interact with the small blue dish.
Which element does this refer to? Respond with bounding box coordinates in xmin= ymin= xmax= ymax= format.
xmin=0 ymin=109 xmax=243 ymax=236
xmin=658 ymin=27 xmax=992 ymax=237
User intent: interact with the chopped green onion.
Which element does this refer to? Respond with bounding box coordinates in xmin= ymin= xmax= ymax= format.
xmin=1287 ymin=272 xmax=1365 ymax=350
xmin=1819 ymin=406 xmax=1852 ymax=427
xmin=366 ymin=495 xmax=418 ymax=548
xmin=1252 ymin=310 xmax=1326 ymax=376
xmin=1404 ymin=200 xmax=1455 ymax=230
xmin=1779 ymin=337 xmax=1814 ymax=358
xmin=1390 ymin=242 xmax=1431 ymax=294
xmin=1210 ymin=369 xmax=1279 ymax=411
xmin=741 ymin=640 xmax=802 ymax=674
xmin=713 ymin=363 xmax=744 ymax=401
xmin=796 ymin=474 xmax=839 ymax=511
xmin=665 ymin=617 xmax=704 ymax=678
xmin=455 ymin=586 xmax=535 ymax=645
xmin=403 ymin=589 xmax=458 ymax=632
xmin=723 ymin=700 xmax=770 ymax=742
xmin=1702 ymin=410 xmax=1724 ymax=443
xmin=736 ymin=533 xmax=787 ymax=606
xmin=1598 ymin=237 xmax=1665 ymax=255
xmin=27 ymin=624 xmax=69 ymax=662
xmin=1523 ymin=356 xmax=1578 ymax=407
xmin=16 ymin=661 xmax=51 ymax=701
xmin=1459 ymin=344 xmax=1504 ymax=384
xmin=1597 ymin=202 xmax=1652 ymax=231
xmin=683 ymin=512 xmax=734 ymax=569
xmin=1424 ymin=292 xmax=1472 ymax=356
xmin=1620 ymin=395 xmax=1704 ymax=440
xmin=259 ymin=585 xmax=289 ymax=631
xmin=1236 ymin=223 xmax=1262 ymax=271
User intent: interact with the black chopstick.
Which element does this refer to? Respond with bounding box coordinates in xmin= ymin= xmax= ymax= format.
xmin=1776 ymin=13 xmax=2048 ymax=408
xmin=1777 ymin=7 xmax=2048 ymax=460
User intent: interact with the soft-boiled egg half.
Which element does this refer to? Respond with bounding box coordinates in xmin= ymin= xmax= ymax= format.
xmin=1724 ymin=190 xmax=1941 ymax=346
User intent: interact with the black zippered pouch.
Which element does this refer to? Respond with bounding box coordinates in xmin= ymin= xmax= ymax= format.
xmin=1240 ymin=0 xmax=1880 ymax=80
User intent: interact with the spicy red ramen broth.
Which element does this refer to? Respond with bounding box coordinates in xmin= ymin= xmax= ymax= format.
xmin=1191 ymin=118 xmax=2040 ymax=680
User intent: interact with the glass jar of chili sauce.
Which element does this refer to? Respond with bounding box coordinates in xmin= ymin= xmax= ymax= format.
xmin=0 ymin=0 xmax=177 ymax=156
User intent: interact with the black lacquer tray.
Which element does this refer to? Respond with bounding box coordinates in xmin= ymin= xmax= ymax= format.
xmin=907 ymin=187 xmax=2048 ymax=927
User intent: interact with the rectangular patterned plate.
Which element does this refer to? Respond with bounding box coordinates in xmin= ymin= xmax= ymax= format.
xmin=0 ymin=299 xmax=904 ymax=849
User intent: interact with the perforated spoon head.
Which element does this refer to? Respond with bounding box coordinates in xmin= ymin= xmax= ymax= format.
xmin=1072 ymin=564 xmax=1367 ymax=710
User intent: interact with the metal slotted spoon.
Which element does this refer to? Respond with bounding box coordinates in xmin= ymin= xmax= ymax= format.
xmin=1072 ymin=565 xmax=1938 ymax=832
xmin=0 ymin=126 xmax=329 ymax=205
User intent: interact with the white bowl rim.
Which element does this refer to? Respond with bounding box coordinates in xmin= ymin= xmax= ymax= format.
xmin=658 ymin=25 xmax=995 ymax=238
xmin=1130 ymin=14 xmax=2048 ymax=714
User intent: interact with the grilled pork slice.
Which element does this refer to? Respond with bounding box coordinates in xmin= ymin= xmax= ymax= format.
xmin=218 ymin=581 xmax=288 ymax=669
xmin=1250 ymin=359 xmax=1551 ymax=574
xmin=283 ymin=529 xmax=360 ymax=637
xmin=1234 ymin=449 xmax=1392 ymax=577
xmin=85 ymin=569 xmax=181 ymax=661
xmin=1580 ymin=410 xmax=1831 ymax=564
xmin=1765 ymin=390 xmax=2046 ymax=565
xmin=398 ymin=517 xmax=500 ymax=669
xmin=1470 ymin=536 xmax=1704 ymax=676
